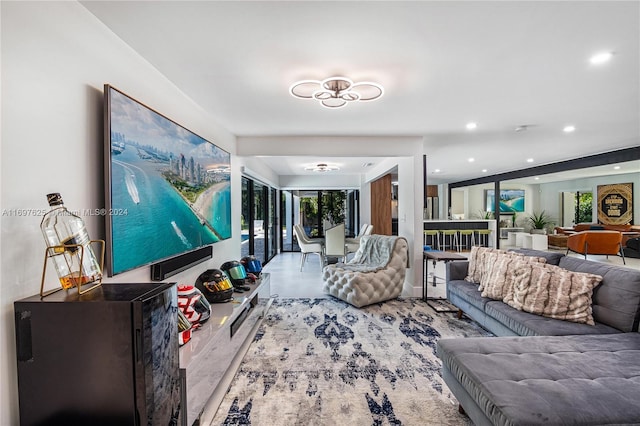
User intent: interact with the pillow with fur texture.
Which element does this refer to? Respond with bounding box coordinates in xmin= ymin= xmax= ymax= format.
xmin=480 ymin=252 xmax=546 ymax=301
xmin=509 ymin=263 xmax=603 ymax=325
xmin=466 ymin=246 xmax=501 ymax=288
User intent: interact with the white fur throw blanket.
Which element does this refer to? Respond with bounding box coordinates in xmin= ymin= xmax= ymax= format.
xmin=335 ymin=235 xmax=399 ymax=272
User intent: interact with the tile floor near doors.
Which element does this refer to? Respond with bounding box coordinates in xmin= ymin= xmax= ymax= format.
xmin=263 ymin=247 xmax=640 ymax=300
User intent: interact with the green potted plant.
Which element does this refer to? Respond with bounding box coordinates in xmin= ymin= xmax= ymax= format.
xmin=527 ymin=210 xmax=554 ymax=234
xmin=476 ymin=210 xmax=494 ymax=220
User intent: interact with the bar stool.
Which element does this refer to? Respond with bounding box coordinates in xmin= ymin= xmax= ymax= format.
xmin=458 ymin=229 xmax=475 ymax=251
xmin=476 ymin=229 xmax=492 ymax=247
xmin=423 ymin=229 xmax=440 ymax=250
xmin=440 ymin=229 xmax=459 ymax=252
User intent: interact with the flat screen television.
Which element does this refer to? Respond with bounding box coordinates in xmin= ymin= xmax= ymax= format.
xmin=486 ymin=189 xmax=525 ymax=213
xmin=104 ymin=85 xmax=231 ymax=276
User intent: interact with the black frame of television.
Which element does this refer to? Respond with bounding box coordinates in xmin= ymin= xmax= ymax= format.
xmin=103 ymin=84 xmax=231 ymax=276
xmin=485 ymin=189 xmax=526 ymax=214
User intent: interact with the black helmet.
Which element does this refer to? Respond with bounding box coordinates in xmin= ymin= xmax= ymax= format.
xmin=195 ymin=269 xmax=234 ymax=303
xmin=241 ymin=255 xmax=262 ymax=276
xmin=220 ymin=260 xmax=250 ymax=290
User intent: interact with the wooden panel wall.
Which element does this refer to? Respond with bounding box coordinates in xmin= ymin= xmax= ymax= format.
xmin=426 ymin=185 xmax=438 ymax=198
xmin=371 ymin=174 xmax=392 ymax=235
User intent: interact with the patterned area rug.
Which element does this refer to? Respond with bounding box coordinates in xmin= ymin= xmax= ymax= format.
xmin=212 ymin=298 xmax=492 ymax=425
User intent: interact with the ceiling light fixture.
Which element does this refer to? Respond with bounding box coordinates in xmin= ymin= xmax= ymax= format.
xmin=515 ymin=124 xmax=538 ymax=132
xmin=482 ymin=169 xmax=488 ymax=173
xmin=466 ymin=122 xmax=478 ymax=130
xmin=468 ymin=158 xmax=475 ymax=162
xmin=433 ymin=169 xmax=441 ymax=173
xmin=590 ymin=51 xmax=614 ymax=65
xmin=526 ymin=158 xmax=534 ymax=163
xmin=305 ymin=163 xmax=340 ymax=172
xmin=563 ymin=125 xmax=576 ymax=133
xmin=614 ymin=166 xmax=621 ymax=170
xmin=289 ymin=76 xmax=383 ymax=109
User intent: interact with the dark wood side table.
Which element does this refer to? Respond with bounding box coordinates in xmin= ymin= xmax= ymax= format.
xmin=423 ymin=251 xmax=467 ymax=312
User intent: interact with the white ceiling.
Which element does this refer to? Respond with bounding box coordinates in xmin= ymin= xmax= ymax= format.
xmin=82 ymin=1 xmax=639 ymax=184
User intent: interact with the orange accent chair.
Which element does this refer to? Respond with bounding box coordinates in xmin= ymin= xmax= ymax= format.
xmin=566 ymin=230 xmax=625 ymax=264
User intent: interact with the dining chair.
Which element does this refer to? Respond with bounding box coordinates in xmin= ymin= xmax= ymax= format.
xmin=346 ymin=223 xmax=368 ymax=257
xmin=324 ymin=223 xmax=347 ymax=264
xmin=293 ymin=225 xmax=324 ymax=271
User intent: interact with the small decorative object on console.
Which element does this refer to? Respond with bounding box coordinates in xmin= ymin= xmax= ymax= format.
xmin=195 ymin=269 xmax=234 ymax=303
xmin=177 ymin=309 xmax=193 ymax=346
xmin=40 ymin=193 xmax=104 ymax=296
xmin=177 ymin=284 xmax=211 ymax=324
xmin=241 ymin=255 xmax=262 ymax=277
xmin=221 ymin=260 xmax=251 ymax=292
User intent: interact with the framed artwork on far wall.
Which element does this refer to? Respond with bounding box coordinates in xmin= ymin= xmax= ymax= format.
xmin=597 ymin=183 xmax=633 ymax=225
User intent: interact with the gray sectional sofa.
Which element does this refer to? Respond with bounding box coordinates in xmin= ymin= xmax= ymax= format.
xmin=437 ymin=249 xmax=640 ymax=425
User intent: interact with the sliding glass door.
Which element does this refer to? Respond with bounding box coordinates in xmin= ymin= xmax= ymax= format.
xmin=280 ymin=189 xmax=359 ymax=252
xmin=241 ymin=176 xmax=277 ymax=265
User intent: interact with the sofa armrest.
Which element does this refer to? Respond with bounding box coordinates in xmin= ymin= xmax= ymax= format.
xmin=446 ymin=260 xmax=469 ymax=282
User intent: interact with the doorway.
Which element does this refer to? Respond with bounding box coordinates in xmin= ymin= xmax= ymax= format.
xmin=241 ymin=176 xmax=278 ymax=264
xmin=280 ymin=189 xmax=360 ymax=252
xmin=561 ymin=191 xmax=593 ymax=227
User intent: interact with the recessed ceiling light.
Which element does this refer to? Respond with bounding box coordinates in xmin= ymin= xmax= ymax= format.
xmin=563 ymin=125 xmax=576 ymax=133
xmin=466 ymin=122 xmax=477 ymax=130
xmin=482 ymin=169 xmax=488 ymax=173
xmin=468 ymin=158 xmax=475 ymax=163
xmin=433 ymin=169 xmax=441 ymax=173
xmin=614 ymin=166 xmax=621 ymax=170
xmin=534 ymin=177 xmax=540 ymax=180
xmin=526 ymin=158 xmax=534 ymax=163
xmin=590 ymin=51 xmax=614 ymax=65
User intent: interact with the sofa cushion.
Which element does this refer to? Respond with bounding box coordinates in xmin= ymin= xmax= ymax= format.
xmin=447 ymin=279 xmax=493 ymax=311
xmin=466 ymin=246 xmax=501 ymax=287
xmin=510 ymin=263 xmax=603 ymax=325
xmin=480 ymin=252 xmax=545 ymax=302
xmin=484 ymin=301 xmax=621 ymax=336
xmin=437 ymin=333 xmax=640 ymax=426
xmin=509 ymin=248 xmax=565 ymax=265
xmin=559 ymin=256 xmax=640 ymax=332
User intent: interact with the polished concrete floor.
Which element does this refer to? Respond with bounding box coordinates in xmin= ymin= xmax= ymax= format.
xmin=263 ymin=246 xmax=640 ymax=300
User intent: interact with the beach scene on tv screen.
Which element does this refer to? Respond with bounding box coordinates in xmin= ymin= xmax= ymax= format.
xmin=109 ymin=88 xmax=231 ymax=274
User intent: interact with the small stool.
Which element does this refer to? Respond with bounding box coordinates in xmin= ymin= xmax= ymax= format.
xmin=423 ymin=230 xmax=440 ymax=250
xmin=476 ymin=229 xmax=492 ymax=247
xmin=440 ymin=229 xmax=459 ymax=252
xmin=458 ymin=229 xmax=475 ymax=251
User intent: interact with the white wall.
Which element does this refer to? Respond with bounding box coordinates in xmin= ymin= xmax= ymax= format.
xmin=1 ymin=3 xmax=239 ymax=424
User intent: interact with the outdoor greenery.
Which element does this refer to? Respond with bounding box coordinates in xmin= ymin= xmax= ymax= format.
xmin=577 ymin=192 xmax=593 ymax=223
xmin=322 ymin=191 xmax=346 ymax=225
